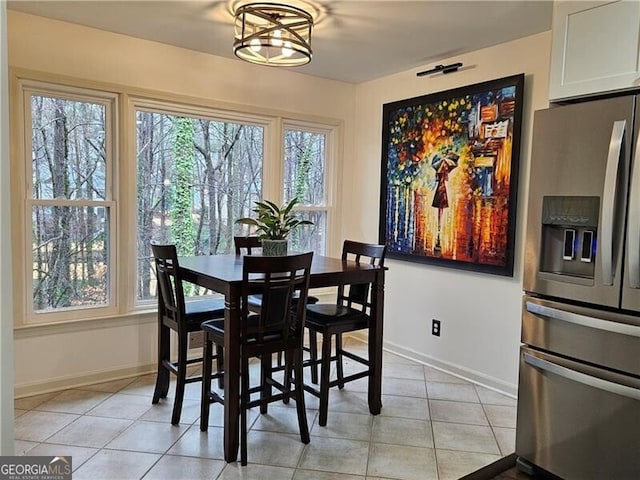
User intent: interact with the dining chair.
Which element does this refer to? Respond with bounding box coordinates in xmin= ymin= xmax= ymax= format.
xmin=151 ymin=243 xmax=225 ymax=425
xmin=303 ymin=240 xmax=386 ymax=426
xmin=200 ymin=252 xmax=313 ymax=466
xmin=234 ymin=235 xmax=319 ymax=366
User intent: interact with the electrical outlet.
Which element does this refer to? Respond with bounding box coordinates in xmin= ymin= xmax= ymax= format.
xmin=432 ymin=319 xmax=441 ymax=336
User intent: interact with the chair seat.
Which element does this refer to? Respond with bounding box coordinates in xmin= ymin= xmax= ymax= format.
xmin=201 ymin=318 xmax=226 ymax=339
xmin=185 ymin=297 xmax=226 ymax=322
xmin=201 ymin=316 xmax=283 ymax=344
xmin=305 ymin=304 xmax=369 ymax=323
xmin=299 ymin=294 xmax=320 ymax=304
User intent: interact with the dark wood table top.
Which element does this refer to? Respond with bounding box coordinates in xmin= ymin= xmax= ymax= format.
xmin=179 ymin=254 xmax=383 ymax=294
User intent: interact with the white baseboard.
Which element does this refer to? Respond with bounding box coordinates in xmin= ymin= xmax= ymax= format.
xmin=349 ymin=332 xmax=518 ymax=398
xmin=16 ymin=331 xmax=518 ymax=399
xmin=15 ymin=363 xmax=156 ymax=398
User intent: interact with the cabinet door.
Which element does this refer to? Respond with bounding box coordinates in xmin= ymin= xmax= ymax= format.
xmin=549 ymin=0 xmax=640 ymax=101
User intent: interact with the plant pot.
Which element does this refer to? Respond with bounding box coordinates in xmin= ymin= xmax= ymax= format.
xmin=262 ymin=239 xmax=288 ymax=256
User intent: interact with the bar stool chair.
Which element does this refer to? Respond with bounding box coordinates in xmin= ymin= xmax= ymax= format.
xmin=151 ymin=243 xmax=225 ymax=425
xmin=200 ymin=252 xmax=313 ymax=466
xmin=234 ymin=235 xmax=319 ymax=367
xmin=303 ymin=240 xmax=386 ymax=426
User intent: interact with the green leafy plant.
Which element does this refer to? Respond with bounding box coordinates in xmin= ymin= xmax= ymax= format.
xmin=235 ymin=198 xmax=313 ymax=240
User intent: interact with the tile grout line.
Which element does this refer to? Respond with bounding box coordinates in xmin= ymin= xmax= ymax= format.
xmin=425 ymin=369 xmax=443 ymax=480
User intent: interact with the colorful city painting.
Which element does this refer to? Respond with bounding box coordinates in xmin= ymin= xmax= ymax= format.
xmin=379 ymin=74 xmax=524 ymax=276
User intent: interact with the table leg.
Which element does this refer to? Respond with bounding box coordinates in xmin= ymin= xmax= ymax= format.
xmin=368 ymin=269 xmax=385 ymax=414
xmin=224 ymin=286 xmax=241 ymax=462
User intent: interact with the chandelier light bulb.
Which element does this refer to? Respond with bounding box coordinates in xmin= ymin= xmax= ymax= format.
xmin=249 ymin=38 xmax=262 ymax=52
xmin=282 ymin=41 xmax=293 ymax=57
xmin=271 ymin=29 xmax=283 ymax=47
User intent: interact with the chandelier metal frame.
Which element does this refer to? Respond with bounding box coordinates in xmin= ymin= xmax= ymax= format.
xmin=233 ymin=2 xmax=313 ymax=67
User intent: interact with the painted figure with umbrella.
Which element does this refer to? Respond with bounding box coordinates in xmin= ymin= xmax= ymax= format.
xmin=431 ymin=149 xmax=460 ymax=254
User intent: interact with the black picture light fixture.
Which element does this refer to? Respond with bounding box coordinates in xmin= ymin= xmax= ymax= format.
xmin=416 ymin=62 xmax=463 ymax=77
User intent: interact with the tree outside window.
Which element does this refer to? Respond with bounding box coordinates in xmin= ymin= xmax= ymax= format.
xmin=284 ymin=126 xmax=329 ymax=255
xmin=135 ymin=110 xmax=264 ymax=302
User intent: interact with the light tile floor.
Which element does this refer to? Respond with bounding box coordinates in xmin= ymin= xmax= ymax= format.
xmin=14 ymin=338 xmax=516 ymax=480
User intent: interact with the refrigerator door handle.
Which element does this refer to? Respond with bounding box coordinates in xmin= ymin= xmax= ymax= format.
xmin=526 ymin=300 xmax=640 ymax=338
xmin=601 ymin=120 xmax=626 ymax=286
xmin=627 ymin=130 xmax=640 ymax=288
xmin=523 ymin=352 xmax=640 ymax=401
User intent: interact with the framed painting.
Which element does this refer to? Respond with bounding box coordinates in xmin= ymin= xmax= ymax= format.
xmin=379 ymin=74 xmax=524 ymax=276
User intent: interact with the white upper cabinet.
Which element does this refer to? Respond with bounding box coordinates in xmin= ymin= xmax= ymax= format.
xmin=549 ymin=0 xmax=640 ymax=101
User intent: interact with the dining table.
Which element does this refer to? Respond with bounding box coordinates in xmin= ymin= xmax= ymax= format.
xmin=178 ymin=253 xmax=386 ymax=462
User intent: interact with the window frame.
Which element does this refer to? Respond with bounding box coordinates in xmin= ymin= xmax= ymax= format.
xmin=281 ymin=118 xmax=339 ymax=256
xmin=127 ymin=96 xmax=278 ymax=310
xmin=11 ymin=72 xmax=342 ymax=327
xmin=19 ymin=80 xmax=119 ymax=325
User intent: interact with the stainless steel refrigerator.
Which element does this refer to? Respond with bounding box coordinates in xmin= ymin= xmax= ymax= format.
xmin=517 ymin=95 xmax=640 ymax=479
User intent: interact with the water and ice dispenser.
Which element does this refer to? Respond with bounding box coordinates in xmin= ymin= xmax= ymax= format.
xmin=539 ymin=196 xmax=599 ymax=280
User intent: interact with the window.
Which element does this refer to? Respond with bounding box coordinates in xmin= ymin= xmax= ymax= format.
xmin=23 ymin=83 xmax=117 ymax=322
xmin=283 ymin=123 xmax=334 ymax=255
xmin=134 ymin=104 xmax=267 ymax=303
xmin=15 ymin=77 xmax=340 ymax=325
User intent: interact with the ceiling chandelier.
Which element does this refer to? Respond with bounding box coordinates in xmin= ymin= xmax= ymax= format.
xmin=233 ymin=2 xmax=314 ymax=67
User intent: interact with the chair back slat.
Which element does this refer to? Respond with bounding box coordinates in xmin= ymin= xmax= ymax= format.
xmin=338 ymin=241 xmax=386 ymax=313
xmin=256 ymin=280 xmax=292 ymax=333
xmin=151 ymin=243 xmax=186 ymax=321
xmin=234 ymin=236 xmax=262 ymax=255
xmin=242 ymin=253 xmax=312 ymax=345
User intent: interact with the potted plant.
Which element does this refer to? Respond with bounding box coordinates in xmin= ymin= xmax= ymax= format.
xmin=235 ymin=197 xmax=313 ymax=255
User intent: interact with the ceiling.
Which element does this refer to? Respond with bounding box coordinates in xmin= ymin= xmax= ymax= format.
xmin=7 ymin=0 xmax=553 ymax=84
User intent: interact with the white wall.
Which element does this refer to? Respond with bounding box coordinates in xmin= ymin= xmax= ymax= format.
xmin=351 ymin=32 xmax=552 ymax=393
xmin=7 ymin=11 xmax=355 ymax=121
xmin=8 ymin=11 xmax=355 ymax=396
xmin=1 ymin=0 xmax=15 ymax=455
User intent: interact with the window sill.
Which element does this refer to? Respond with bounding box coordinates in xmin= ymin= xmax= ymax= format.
xmin=14 ymin=309 xmax=157 ymax=339
xmin=14 ymin=289 xmax=335 ymax=339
